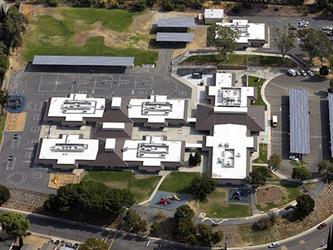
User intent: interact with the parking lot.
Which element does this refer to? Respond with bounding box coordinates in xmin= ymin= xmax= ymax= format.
xmin=265 ymin=74 xmax=330 ymax=175
xmin=0 ymin=68 xmax=192 ymax=193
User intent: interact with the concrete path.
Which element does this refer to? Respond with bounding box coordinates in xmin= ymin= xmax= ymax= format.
xmin=138 ymin=172 xmax=170 ymax=206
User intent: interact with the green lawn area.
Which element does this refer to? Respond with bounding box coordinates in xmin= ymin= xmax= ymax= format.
xmin=248 ymin=76 xmax=267 ymax=109
xmin=0 ymin=114 xmax=6 ymax=144
xmin=83 ymin=171 xmax=161 ymax=203
xmin=159 ymin=172 xmax=201 ymax=193
xmin=252 ymin=143 xmax=268 ymax=164
xmin=22 ymin=8 xmax=158 ymax=66
xmin=199 ymin=188 xmax=252 ymax=218
xmin=183 ymin=54 xmax=297 ymax=68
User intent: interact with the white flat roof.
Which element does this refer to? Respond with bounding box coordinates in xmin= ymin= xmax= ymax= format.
xmin=38 ymin=135 xmax=99 ymax=165
xmin=217 ymin=20 xmax=266 ymax=44
xmin=128 ymin=95 xmax=186 ymax=123
xmin=111 ymin=97 xmax=122 ymax=109
xmin=206 ymin=124 xmax=254 ymax=179
xmin=204 ymin=9 xmax=224 ymax=19
xmin=122 ymin=136 xmax=183 ymax=167
xmin=105 ymin=138 xmax=116 ymax=151
xmin=48 ymin=93 xmax=105 ymax=122
xmin=208 ymin=73 xmax=254 ymax=113
xmin=102 ymin=122 xmax=125 ymax=130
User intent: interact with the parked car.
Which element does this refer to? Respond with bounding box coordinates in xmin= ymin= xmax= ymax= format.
xmin=289 ymin=154 xmax=300 ymax=162
xmin=322 ymin=26 xmax=333 ymax=31
xmin=287 ymin=69 xmax=297 ymax=76
xmin=295 ymin=69 xmax=301 ymax=76
xmin=73 ymin=243 xmax=79 ymax=249
xmin=307 ymin=70 xmax=315 ymax=77
xmin=317 ymin=223 xmax=327 ymax=230
xmin=268 ymin=242 xmax=280 ymax=248
xmin=298 ymin=20 xmax=309 ymax=28
xmin=54 ymin=240 xmax=60 ymax=245
xmin=271 ymin=115 xmax=278 ymax=127
xmin=284 ymin=205 xmax=294 ymax=210
xmin=300 ymin=69 xmax=307 ymax=76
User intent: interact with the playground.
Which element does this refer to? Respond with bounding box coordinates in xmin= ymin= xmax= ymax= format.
xmin=150 ymin=191 xmax=190 ymax=211
xmin=228 ymin=188 xmax=252 ymax=205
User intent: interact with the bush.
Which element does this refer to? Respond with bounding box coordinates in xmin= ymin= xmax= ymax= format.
xmin=252 ymin=217 xmax=272 ymax=231
xmin=0 ymin=185 xmax=10 ymax=205
xmin=320 ymin=65 xmax=329 ymax=76
xmin=189 ymin=176 xmax=216 ymax=201
xmin=232 ymin=3 xmax=242 ymax=14
xmin=145 ymin=0 xmax=155 ymax=7
xmin=47 ymin=0 xmax=59 ymax=7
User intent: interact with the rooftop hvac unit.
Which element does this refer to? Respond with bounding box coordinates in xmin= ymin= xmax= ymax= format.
xmin=122 ymin=147 xmax=128 ymax=152
xmin=224 ymin=143 xmax=229 ymax=148
xmin=218 ymin=143 xmax=223 ymax=147
xmin=236 ymin=153 xmax=241 ymax=157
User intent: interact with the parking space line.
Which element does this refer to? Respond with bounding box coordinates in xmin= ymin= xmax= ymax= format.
xmin=30 ymin=127 xmax=40 ymax=133
xmin=6 ymin=157 xmax=15 ymax=171
xmin=24 ymin=152 xmax=32 ymax=159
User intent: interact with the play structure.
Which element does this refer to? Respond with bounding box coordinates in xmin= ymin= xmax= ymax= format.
xmin=158 ymin=193 xmax=181 ymax=206
xmin=6 ymin=94 xmax=25 ymax=113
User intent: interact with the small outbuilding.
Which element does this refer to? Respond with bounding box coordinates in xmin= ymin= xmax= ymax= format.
xmin=204 ymin=9 xmax=224 ymax=24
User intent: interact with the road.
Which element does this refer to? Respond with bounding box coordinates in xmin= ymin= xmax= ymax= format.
xmin=0 ymin=207 xmax=331 ymax=250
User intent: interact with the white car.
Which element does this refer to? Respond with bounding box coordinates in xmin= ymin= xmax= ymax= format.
xmin=289 ymin=155 xmax=299 ymax=162
xmin=268 ymin=242 xmax=280 ymax=248
xmin=307 ymin=70 xmax=315 ymax=77
xmin=295 ymin=69 xmax=301 ymax=76
xmin=287 ymin=69 xmax=296 ymax=76
xmin=298 ymin=20 xmax=309 ymax=28
xmin=323 ymin=26 xmax=333 ymax=31
xmin=300 ymin=69 xmax=307 ymax=76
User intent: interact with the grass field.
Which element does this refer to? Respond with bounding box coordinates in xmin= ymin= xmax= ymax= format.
xmin=253 ymin=143 xmax=268 ymax=164
xmin=248 ymin=76 xmax=267 ymax=109
xmin=183 ymin=54 xmax=297 ymax=68
xmin=22 ymin=8 xmax=158 ymax=66
xmin=83 ymin=171 xmax=161 ymax=203
xmin=159 ymin=172 xmax=201 ymax=193
xmin=199 ymin=188 xmax=252 ymax=218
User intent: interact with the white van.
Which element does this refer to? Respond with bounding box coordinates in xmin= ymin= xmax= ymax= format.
xmin=272 ymin=115 xmax=278 ymax=127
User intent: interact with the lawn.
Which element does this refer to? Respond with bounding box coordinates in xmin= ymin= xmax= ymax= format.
xmin=256 ymin=182 xmax=301 ymax=212
xmin=248 ymin=76 xmax=267 ymax=109
xmin=22 ymin=8 xmax=158 ymax=66
xmin=199 ymin=188 xmax=252 ymax=218
xmin=183 ymin=54 xmax=297 ymax=68
xmin=252 ymin=143 xmax=268 ymax=164
xmin=83 ymin=171 xmax=161 ymax=203
xmin=159 ymin=172 xmax=201 ymax=193
xmin=0 ymin=114 xmax=6 ymax=144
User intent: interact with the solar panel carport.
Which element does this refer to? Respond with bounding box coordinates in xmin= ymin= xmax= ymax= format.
xmin=156 ymin=32 xmax=194 ymax=42
xmin=156 ymin=17 xmax=196 ymax=29
xmin=31 ymin=55 xmax=134 ymax=73
xmin=328 ymin=94 xmax=333 ymax=158
xmin=289 ymin=88 xmax=310 ymax=155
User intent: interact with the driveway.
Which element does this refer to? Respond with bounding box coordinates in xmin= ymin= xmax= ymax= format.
xmin=265 ymin=74 xmax=330 ymax=176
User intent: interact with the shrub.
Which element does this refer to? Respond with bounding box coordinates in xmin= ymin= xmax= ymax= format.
xmin=320 ymin=65 xmax=329 ymax=76
xmin=0 ymin=185 xmax=10 ymax=205
xmin=232 ymin=3 xmax=242 ymax=14
xmin=47 ymin=0 xmax=59 ymax=7
xmin=252 ymin=217 xmax=272 ymax=231
xmin=132 ymin=0 xmax=146 ymax=11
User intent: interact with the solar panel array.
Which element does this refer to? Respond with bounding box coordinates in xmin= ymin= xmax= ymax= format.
xmin=289 ymin=88 xmax=310 ymax=154
xmin=328 ymin=94 xmax=333 ymax=157
xmin=157 ymin=17 xmax=196 ymax=28
xmin=156 ymin=32 xmax=194 ymax=42
xmin=32 ymin=56 xmax=134 ymax=67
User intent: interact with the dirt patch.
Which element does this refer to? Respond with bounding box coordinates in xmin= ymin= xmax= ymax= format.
xmin=257 ymin=185 xmax=283 ymax=204
xmin=129 ymin=11 xmax=154 ymax=33
xmin=23 ymin=235 xmax=50 ymax=248
xmin=49 ymin=171 xmax=86 ymax=189
xmin=5 ymin=112 xmax=27 ymax=132
xmin=73 ymin=21 xmax=150 ymax=49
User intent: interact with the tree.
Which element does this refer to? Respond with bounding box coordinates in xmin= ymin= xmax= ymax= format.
xmin=188 ymin=153 xmax=195 ymax=166
xmin=122 ymin=210 xmax=147 ymax=233
xmin=0 ymin=185 xmax=10 ymax=205
xmin=298 ymin=28 xmax=333 ymax=64
xmin=317 ymin=160 xmax=333 ymax=182
xmin=173 ymin=218 xmax=197 ymax=245
xmin=272 ymin=26 xmax=296 ymax=62
xmin=43 ymin=181 xmax=135 ymax=219
xmin=79 ymin=238 xmax=108 ymax=250
xmin=211 ymin=230 xmax=223 ymax=245
xmin=320 ymin=65 xmax=329 ymax=76
xmin=248 ymin=166 xmax=270 ymax=188
xmin=269 ymin=154 xmax=281 ymax=170
xmin=189 ymin=176 xmax=216 ymax=201
xmin=215 ymin=25 xmax=239 ymax=61
xmin=296 ymin=194 xmax=315 ymax=217
xmin=174 ymin=205 xmax=194 ymax=222
xmin=196 ymin=224 xmax=223 ymax=246
xmin=162 ymin=0 xmax=174 ymax=11
xmin=292 ymin=166 xmax=311 ymax=181
xmin=0 ymin=6 xmax=28 ymax=50
xmin=188 ymin=151 xmax=201 ymax=166
xmin=0 ymin=212 xmax=29 ymax=238
xmin=47 ymin=0 xmax=59 ymax=6
xmin=132 ymin=0 xmax=146 ymax=11
xmin=0 ymin=89 xmax=8 ymax=115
